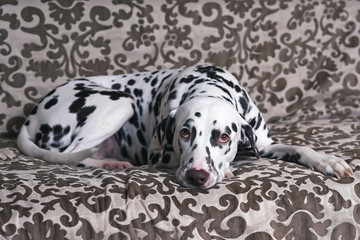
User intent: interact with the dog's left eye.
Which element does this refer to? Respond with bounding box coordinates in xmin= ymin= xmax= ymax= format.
xmin=219 ymin=134 xmax=230 ymax=144
xmin=180 ymin=128 xmax=190 ymax=140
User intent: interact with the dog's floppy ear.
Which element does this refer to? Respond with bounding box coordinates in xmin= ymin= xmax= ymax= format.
xmin=156 ymin=109 xmax=177 ymax=145
xmin=164 ymin=109 xmax=176 ymax=144
xmin=155 ymin=109 xmax=177 ymax=165
xmin=243 ymin=125 xmax=261 ymax=159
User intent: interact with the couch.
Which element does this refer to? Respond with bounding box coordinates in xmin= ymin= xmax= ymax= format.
xmin=1 ymin=1 xmax=360 ymax=239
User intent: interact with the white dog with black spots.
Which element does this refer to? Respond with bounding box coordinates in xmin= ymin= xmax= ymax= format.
xmin=18 ymin=65 xmax=353 ymax=189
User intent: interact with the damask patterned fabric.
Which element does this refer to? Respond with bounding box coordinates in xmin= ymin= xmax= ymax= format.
xmin=1 ymin=0 xmax=360 ymax=239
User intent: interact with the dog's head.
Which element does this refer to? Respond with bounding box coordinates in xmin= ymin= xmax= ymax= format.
xmin=167 ymin=98 xmax=259 ymax=189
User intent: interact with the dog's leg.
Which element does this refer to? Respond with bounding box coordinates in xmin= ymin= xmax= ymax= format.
xmin=18 ymin=79 xmax=136 ymax=166
xmin=259 ymin=142 xmax=353 ymax=178
xmin=80 ymin=135 xmax=134 ymax=169
xmin=61 ymin=88 xmax=135 ymax=154
xmin=239 ymin=99 xmax=353 ymax=178
xmin=65 ymin=90 xmax=135 ymax=168
xmin=79 ymin=158 xmax=133 ymax=170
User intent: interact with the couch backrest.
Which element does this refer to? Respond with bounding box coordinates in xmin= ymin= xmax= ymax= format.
xmin=1 ymin=0 xmax=360 ymax=137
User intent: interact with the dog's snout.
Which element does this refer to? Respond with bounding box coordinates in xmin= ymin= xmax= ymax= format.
xmin=185 ymin=169 xmax=210 ymax=188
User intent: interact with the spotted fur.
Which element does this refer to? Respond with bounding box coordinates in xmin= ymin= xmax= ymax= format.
xmin=18 ymin=65 xmax=353 ymax=189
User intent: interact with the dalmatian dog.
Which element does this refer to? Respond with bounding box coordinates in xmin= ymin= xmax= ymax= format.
xmin=17 ymin=65 xmax=353 ymax=189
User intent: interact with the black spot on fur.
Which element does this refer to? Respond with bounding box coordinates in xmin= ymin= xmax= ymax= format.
xmin=239 ymin=93 xmax=251 ymax=115
xmin=126 ymin=135 xmax=133 ymax=146
xmin=196 ymin=65 xmax=225 ymax=74
xmin=225 ymin=126 xmax=231 ymax=135
xmin=35 ymin=133 xmax=42 ymax=143
xmin=210 ymin=129 xmax=221 ymax=147
xmin=50 ymin=142 xmax=60 ymax=148
xmin=165 ymin=119 xmax=175 ymax=143
xmin=124 ymin=87 xmax=131 ymax=94
xmin=205 ymin=146 xmax=213 ymax=169
xmin=69 ymin=98 xmax=86 ymax=113
xmin=121 ymin=146 xmax=129 ymax=159
xmin=195 ymin=112 xmax=201 ymax=118
xmin=231 ymin=123 xmax=237 ymax=132
xmin=151 ymin=77 xmax=158 ymax=86
xmin=218 ymin=162 xmax=223 ymax=170
xmin=282 ymin=153 xmax=302 ymax=163
xmin=133 ymin=88 xmax=143 ymax=97
xmin=64 ymin=126 xmax=71 ymax=135
xmin=44 ymin=97 xmax=58 ymax=109
xmin=40 ymin=124 xmax=52 ymax=135
xmin=190 ymin=126 xmax=197 ymax=146
xmin=193 ymin=79 xmax=207 ymax=86
xmin=261 ymin=151 xmax=274 ymax=159
xmin=34 ymin=124 xmax=54 ymax=148
xmin=153 ymin=94 xmax=162 ymax=116
xmin=183 ymin=118 xmax=194 ymax=128
xmin=150 ymin=152 xmax=160 ymax=164
xmin=224 ymin=147 xmax=231 ymax=155
xmin=75 ymin=90 xmax=98 ymax=98
xmin=169 ymin=91 xmax=177 ymax=100
xmin=141 ymin=123 xmax=146 ymax=132
xmin=111 ymin=83 xmax=121 ymax=90
xmin=213 ymin=85 xmax=232 ymax=101
xmin=100 ymin=91 xmax=132 ymax=100
xmin=53 ymin=124 xmax=63 ymax=137
xmin=254 ymin=112 xmax=262 ymax=130
xmin=52 ymin=124 xmax=71 ymax=142
xmin=134 ymin=153 xmax=141 ymax=165
xmin=179 ymin=92 xmax=189 ymax=105
xmin=127 ymin=79 xmax=136 ymax=85
xmin=249 ymin=118 xmax=256 ymax=128
xmin=162 ymin=153 xmax=171 ymax=164
xmin=129 ymin=105 xmax=140 ymax=128
xmin=136 ymin=130 xmax=147 ymax=146
xmin=77 ymin=106 xmax=96 ymax=127
xmin=179 ymin=74 xmax=197 ymax=84
xmin=141 ymin=148 xmax=147 ymax=162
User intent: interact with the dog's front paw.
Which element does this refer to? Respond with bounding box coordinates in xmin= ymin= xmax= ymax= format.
xmin=102 ymin=161 xmax=133 ymax=170
xmin=224 ymin=168 xmax=234 ymax=178
xmin=311 ymin=154 xmax=353 ymax=179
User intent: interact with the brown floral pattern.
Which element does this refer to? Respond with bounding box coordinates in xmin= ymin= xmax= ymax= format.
xmin=1 ymin=0 xmax=360 ymax=239
xmin=1 ymin=0 xmax=360 ymax=137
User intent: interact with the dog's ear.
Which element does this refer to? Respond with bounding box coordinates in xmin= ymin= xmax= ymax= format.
xmin=156 ymin=110 xmax=176 ymax=145
xmin=157 ymin=109 xmax=177 ymax=145
xmin=164 ymin=110 xmax=176 ymax=144
xmin=243 ymin=125 xmax=261 ymax=159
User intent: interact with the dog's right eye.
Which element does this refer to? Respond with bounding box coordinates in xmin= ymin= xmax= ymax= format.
xmin=180 ymin=128 xmax=190 ymax=140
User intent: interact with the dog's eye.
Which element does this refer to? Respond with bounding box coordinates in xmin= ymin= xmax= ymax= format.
xmin=180 ymin=128 xmax=190 ymax=140
xmin=219 ymin=133 xmax=230 ymax=144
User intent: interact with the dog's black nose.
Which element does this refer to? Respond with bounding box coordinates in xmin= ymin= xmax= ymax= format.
xmin=185 ymin=169 xmax=210 ymax=188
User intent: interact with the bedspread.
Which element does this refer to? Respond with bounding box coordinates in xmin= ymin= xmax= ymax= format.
xmin=1 ymin=1 xmax=360 ymax=239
